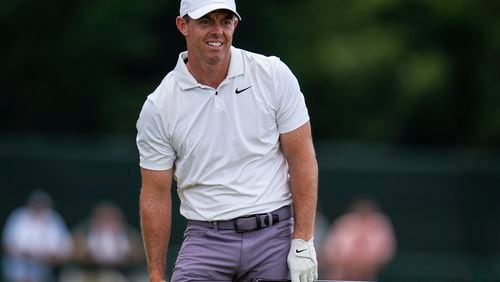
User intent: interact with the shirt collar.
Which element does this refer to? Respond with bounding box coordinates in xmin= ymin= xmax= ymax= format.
xmin=173 ymin=46 xmax=244 ymax=90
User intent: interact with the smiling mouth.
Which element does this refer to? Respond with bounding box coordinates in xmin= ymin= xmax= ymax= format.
xmin=207 ymin=41 xmax=223 ymax=47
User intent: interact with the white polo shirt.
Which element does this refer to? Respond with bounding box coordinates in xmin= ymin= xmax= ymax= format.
xmin=136 ymin=47 xmax=309 ymax=221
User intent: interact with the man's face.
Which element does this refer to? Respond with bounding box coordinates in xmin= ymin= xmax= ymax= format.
xmin=179 ymin=10 xmax=238 ymax=66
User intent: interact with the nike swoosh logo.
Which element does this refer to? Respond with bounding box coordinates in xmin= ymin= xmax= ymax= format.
xmin=235 ymin=86 xmax=252 ymax=94
xmin=295 ymin=248 xmax=307 ymax=254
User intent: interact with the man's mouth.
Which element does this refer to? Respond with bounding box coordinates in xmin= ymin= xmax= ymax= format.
xmin=207 ymin=41 xmax=223 ymax=47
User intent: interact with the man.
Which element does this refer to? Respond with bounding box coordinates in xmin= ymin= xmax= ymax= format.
xmin=136 ymin=0 xmax=318 ymax=281
xmin=322 ymin=198 xmax=396 ymax=280
xmin=2 ymin=190 xmax=73 ymax=282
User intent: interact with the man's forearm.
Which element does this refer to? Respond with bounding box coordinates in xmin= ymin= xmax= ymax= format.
xmin=140 ymin=186 xmax=172 ymax=281
xmin=280 ymin=122 xmax=319 ymax=241
xmin=289 ymin=158 xmax=318 ymax=240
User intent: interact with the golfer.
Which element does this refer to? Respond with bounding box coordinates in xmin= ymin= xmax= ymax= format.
xmin=136 ymin=0 xmax=318 ymax=281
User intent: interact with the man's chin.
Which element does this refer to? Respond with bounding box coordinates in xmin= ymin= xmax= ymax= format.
xmin=205 ymin=54 xmax=229 ymax=65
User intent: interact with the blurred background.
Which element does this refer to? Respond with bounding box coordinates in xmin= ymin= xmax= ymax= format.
xmin=1 ymin=0 xmax=500 ymax=281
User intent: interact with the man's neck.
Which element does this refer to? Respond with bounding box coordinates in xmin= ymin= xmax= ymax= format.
xmin=186 ymin=55 xmax=231 ymax=89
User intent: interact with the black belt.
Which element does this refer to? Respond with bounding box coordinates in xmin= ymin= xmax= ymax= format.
xmin=188 ymin=205 xmax=292 ymax=233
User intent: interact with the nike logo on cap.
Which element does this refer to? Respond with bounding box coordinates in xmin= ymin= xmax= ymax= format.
xmin=235 ymin=86 xmax=252 ymax=94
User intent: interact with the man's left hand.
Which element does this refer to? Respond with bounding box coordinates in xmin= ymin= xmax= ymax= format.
xmin=287 ymin=238 xmax=318 ymax=282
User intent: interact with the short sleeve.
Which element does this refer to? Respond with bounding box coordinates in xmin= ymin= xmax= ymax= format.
xmin=273 ymin=59 xmax=310 ymax=134
xmin=136 ymin=99 xmax=176 ymax=170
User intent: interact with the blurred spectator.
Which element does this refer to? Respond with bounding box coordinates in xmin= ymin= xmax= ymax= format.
xmin=60 ymin=201 xmax=145 ymax=282
xmin=2 ymin=190 xmax=73 ymax=282
xmin=321 ymin=197 xmax=396 ymax=280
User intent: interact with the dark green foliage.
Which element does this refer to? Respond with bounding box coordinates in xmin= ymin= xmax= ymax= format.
xmin=2 ymin=0 xmax=500 ymax=148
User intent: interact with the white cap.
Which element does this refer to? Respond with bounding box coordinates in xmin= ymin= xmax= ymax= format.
xmin=179 ymin=0 xmax=241 ymax=20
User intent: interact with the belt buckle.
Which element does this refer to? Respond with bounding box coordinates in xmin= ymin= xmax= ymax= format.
xmin=264 ymin=214 xmax=280 ymax=226
xmin=233 ymin=215 xmax=260 ymax=233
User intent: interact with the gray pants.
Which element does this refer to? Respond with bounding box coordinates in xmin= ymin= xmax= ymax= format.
xmin=172 ymin=213 xmax=293 ymax=281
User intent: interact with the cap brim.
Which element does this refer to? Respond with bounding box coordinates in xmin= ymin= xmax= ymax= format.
xmin=187 ymin=3 xmax=241 ymax=20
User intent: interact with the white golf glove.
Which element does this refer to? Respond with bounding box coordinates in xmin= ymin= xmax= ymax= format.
xmin=287 ymin=238 xmax=318 ymax=282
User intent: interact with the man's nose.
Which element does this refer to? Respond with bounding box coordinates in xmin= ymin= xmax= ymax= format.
xmin=210 ymin=22 xmax=224 ymax=34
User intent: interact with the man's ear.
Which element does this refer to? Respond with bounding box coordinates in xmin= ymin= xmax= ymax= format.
xmin=176 ymin=16 xmax=188 ymax=36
